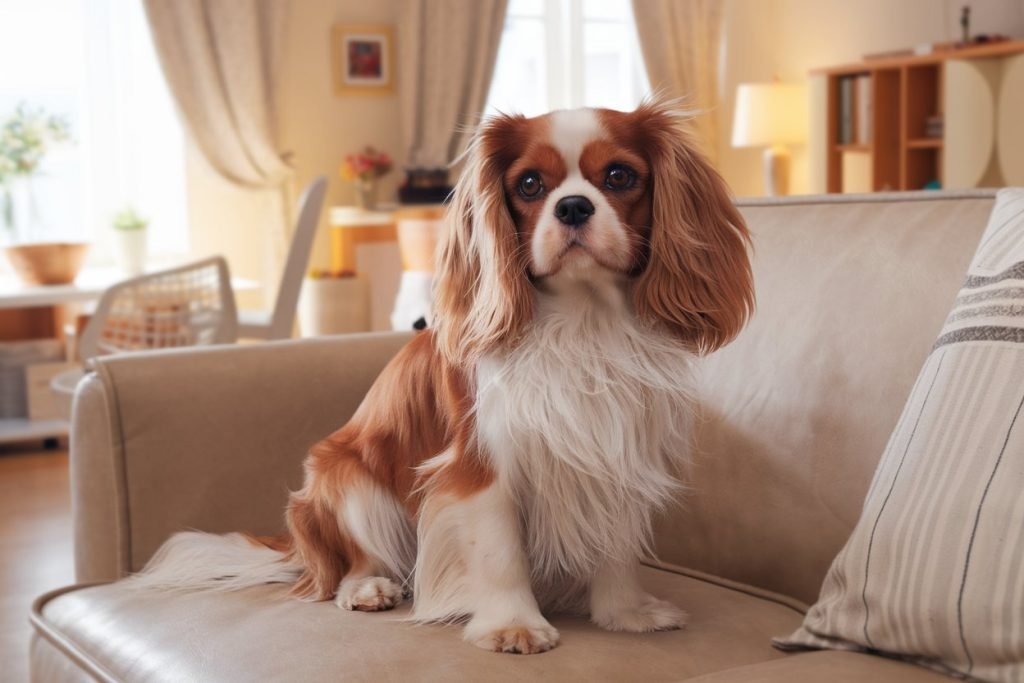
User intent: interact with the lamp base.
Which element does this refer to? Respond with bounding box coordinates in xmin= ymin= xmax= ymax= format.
xmin=763 ymin=145 xmax=791 ymax=196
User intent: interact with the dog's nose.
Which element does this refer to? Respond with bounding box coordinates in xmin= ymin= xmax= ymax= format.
xmin=554 ymin=195 xmax=595 ymax=227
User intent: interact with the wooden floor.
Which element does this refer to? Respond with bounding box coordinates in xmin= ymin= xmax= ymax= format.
xmin=0 ymin=446 xmax=74 ymax=683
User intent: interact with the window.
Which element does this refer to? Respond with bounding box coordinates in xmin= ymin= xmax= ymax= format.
xmin=0 ymin=0 xmax=187 ymax=258
xmin=486 ymin=0 xmax=650 ymax=118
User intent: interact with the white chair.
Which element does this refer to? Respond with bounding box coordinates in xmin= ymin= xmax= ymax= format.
xmin=51 ymin=256 xmax=238 ymax=417
xmin=238 ymin=176 xmax=328 ymax=340
xmin=78 ymin=256 xmax=238 ymax=361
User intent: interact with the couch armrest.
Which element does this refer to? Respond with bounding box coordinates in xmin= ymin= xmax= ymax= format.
xmin=71 ymin=332 xmax=413 ymax=583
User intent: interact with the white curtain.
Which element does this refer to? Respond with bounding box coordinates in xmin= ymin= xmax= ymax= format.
xmin=631 ymin=0 xmax=724 ymax=163
xmin=399 ymin=0 xmax=509 ymax=167
xmin=142 ymin=0 xmax=294 ymax=262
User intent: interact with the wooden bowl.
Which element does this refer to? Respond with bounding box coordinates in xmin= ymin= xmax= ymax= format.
xmin=3 ymin=242 xmax=90 ymax=285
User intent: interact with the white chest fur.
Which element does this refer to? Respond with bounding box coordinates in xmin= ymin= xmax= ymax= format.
xmin=475 ymin=275 xmax=695 ymax=588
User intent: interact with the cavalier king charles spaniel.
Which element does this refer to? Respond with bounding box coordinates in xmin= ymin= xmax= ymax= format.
xmin=139 ymin=100 xmax=754 ymax=655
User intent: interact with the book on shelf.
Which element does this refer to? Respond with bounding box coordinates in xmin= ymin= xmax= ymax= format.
xmin=836 ymin=75 xmax=872 ymax=146
xmin=838 ymin=76 xmax=854 ymax=144
xmin=855 ymin=75 xmax=872 ymax=144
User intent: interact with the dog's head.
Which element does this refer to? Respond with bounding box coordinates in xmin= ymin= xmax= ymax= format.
xmin=433 ymin=100 xmax=754 ymax=365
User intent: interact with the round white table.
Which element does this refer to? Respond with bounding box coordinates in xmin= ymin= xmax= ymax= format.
xmin=0 ymin=265 xmax=260 ymax=444
xmin=0 ymin=266 xmax=259 ymax=309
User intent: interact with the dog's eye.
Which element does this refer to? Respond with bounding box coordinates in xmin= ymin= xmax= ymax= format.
xmin=605 ymin=165 xmax=636 ymax=191
xmin=518 ymin=172 xmax=544 ymax=199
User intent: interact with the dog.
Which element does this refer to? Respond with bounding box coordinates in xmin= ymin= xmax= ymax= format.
xmin=137 ymin=99 xmax=754 ymax=655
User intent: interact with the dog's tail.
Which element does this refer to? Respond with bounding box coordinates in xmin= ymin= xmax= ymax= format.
xmin=126 ymin=531 xmax=302 ymax=593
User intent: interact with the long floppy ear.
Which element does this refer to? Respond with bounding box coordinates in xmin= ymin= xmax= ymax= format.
xmin=630 ymin=101 xmax=754 ymax=354
xmin=432 ymin=115 xmax=534 ymax=367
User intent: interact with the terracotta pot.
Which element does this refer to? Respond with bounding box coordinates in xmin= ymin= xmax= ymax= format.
xmin=395 ymin=207 xmax=445 ymax=273
xmin=113 ymin=229 xmax=147 ymax=276
xmin=3 ymin=242 xmax=90 ymax=285
xmin=298 ymin=274 xmax=371 ymax=336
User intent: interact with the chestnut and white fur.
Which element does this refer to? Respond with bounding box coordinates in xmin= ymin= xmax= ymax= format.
xmin=136 ymin=100 xmax=754 ymax=655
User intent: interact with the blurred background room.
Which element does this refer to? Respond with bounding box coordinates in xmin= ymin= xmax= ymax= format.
xmin=1 ymin=1 xmax=1024 ymax=678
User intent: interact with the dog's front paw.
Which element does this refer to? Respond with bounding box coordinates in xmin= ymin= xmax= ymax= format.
xmin=464 ymin=618 xmax=560 ymax=654
xmin=335 ymin=576 xmax=404 ymax=612
xmin=592 ymin=596 xmax=687 ymax=633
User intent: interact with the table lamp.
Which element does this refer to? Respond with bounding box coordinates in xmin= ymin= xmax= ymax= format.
xmin=731 ymin=82 xmax=807 ymax=196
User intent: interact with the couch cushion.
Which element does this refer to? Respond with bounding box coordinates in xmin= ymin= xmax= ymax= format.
xmin=654 ymin=191 xmax=996 ymax=604
xmin=776 ymin=189 xmax=1024 ymax=682
xmin=685 ymin=651 xmax=952 ymax=682
xmin=30 ymin=634 xmax=97 ymax=683
xmin=32 ymin=565 xmax=801 ymax=682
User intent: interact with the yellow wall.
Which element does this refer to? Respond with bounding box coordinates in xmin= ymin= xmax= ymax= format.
xmin=187 ymin=0 xmax=403 ymax=308
xmin=717 ymin=0 xmax=1024 ymax=197
xmin=279 ymin=0 xmax=403 ymax=273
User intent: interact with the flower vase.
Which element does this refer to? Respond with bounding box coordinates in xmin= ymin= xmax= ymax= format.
xmin=1 ymin=184 xmax=13 ymax=238
xmin=356 ymin=179 xmax=378 ymax=211
xmin=2 ymin=175 xmax=45 ymax=244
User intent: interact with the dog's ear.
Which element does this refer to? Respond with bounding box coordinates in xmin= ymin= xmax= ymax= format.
xmin=628 ymin=101 xmax=754 ymax=354
xmin=432 ymin=114 xmax=534 ymax=367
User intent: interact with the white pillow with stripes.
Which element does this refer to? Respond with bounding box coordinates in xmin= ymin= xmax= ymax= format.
xmin=775 ymin=188 xmax=1024 ymax=682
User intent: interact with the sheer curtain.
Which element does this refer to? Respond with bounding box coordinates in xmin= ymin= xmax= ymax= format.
xmin=0 ymin=0 xmax=188 ymax=257
xmin=84 ymin=0 xmax=189 ymax=255
xmin=142 ymin=0 xmax=294 ymax=266
xmin=142 ymin=1 xmax=291 ymax=190
xmin=399 ymin=0 xmax=509 ymax=167
xmin=631 ymin=0 xmax=724 ymax=162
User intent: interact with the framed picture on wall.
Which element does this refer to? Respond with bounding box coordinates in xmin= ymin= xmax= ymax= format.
xmin=332 ymin=24 xmax=395 ymax=95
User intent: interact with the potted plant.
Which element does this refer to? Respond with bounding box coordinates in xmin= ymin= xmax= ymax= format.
xmin=0 ymin=104 xmax=84 ymax=285
xmin=111 ymin=207 xmax=148 ymax=275
xmin=339 ymin=147 xmax=392 ymax=210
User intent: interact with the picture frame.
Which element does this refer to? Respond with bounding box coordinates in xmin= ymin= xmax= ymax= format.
xmin=332 ymin=24 xmax=395 ymax=96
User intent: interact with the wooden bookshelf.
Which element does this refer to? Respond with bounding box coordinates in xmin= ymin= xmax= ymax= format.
xmin=813 ymin=40 xmax=1024 ymax=193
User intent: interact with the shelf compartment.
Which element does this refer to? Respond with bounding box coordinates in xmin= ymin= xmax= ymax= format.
xmin=904 ymin=148 xmax=942 ymax=190
xmin=903 ymin=64 xmax=942 ymax=144
xmin=906 ymin=138 xmax=944 ymax=149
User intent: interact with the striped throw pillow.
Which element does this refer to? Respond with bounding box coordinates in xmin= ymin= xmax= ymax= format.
xmin=775 ymin=188 xmax=1024 ymax=682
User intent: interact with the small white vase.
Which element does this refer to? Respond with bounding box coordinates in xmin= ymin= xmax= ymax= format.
xmin=113 ymin=229 xmax=147 ymax=275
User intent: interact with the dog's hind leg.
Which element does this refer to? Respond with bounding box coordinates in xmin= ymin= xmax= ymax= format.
xmin=333 ymin=476 xmax=415 ymax=611
xmin=287 ymin=447 xmax=415 ymax=608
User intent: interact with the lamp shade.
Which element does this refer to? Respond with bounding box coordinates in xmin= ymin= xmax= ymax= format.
xmin=731 ymin=82 xmax=807 ymax=147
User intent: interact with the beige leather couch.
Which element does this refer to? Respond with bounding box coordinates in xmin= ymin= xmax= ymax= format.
xmin=31 ymin=191 xmax=1000 ymax=682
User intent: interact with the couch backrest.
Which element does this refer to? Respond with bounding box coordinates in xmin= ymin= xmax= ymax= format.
xmin=652 ymin=190 xmax=998 ymax=605
xmin=75 ymin=191 xmax=999 ymax=599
